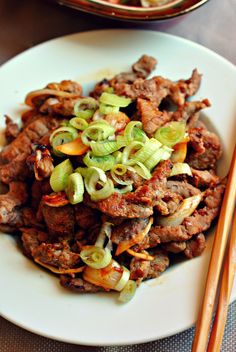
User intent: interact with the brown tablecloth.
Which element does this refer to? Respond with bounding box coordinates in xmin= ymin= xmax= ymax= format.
xmin=0 ymin=0 xmax=235 ymax=350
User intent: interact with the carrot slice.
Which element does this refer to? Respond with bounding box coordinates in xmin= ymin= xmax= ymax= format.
xmin=56 ymin=137 xmax=89 ymax=156
xmin=171 ymin=141 xmax=188 ymax=163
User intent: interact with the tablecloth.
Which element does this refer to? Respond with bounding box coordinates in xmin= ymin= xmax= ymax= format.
xmin=0 ymin=0 xmax=235 ymax=350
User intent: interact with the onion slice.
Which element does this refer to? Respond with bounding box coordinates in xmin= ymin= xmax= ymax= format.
xmin=126 ymin=249 xmax=154 ymax=261
xmin=157 ymin=194 xmax=202 ymax=227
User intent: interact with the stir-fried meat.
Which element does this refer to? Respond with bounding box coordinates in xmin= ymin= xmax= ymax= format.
xmin=4 ymin=116 xmax=20 ymax=142
xmin=31 ymin=179 xmax=52 ymax=209
xmin=21 ymin=227 xmax=48 ymax=258
xmin=86 ymin=160 xmax=172 ymax=218
xmin=163 ymin=241 xmax=187 ymax=253
xmin=39 ymin=97 xmax=79 ymax=116
xmin=22 ymin=207 xmax=45 ymax=229
xmin=136 ymin=183 xmax=224 ymax=249
xmin=113 ymin=70 xmax=201 ymax=107
xmin=172 ymin=99 xmax=210 ymax=126
xmin=32 ymin=241 xmax=80 ymax=269
xmin=47 ymin=80 xmax=82 ymax=94
xmin=85 ymin=192 xmax=153 ymax=219
xmin=40 ymin=202 xmax=75 ymax=238
xmin=132 ymin=55 xmax=157 ymax=78
xmin=190 ymin=168 xmax=220 ymax=188
xmin=137 ymin=98 xmax=172 ymax=136
xmin=0 ymin=182 xmax=28 ymax=229
xmin=0 ymin=153 xmax=31 ymax=184
xmin=111 ymin=218 xmax=149 ymax=245
xmin=60 ymin=276 xmax=104 ymax=293
xmin=187 ymin=127 xmax=222 ymax=169
xmin=27 ymin=145 xmax=54 ymax=181
xmin=110 ymin=55 xmax=157 ymax=86
xmin=75 ymin=204 xmax=100 ymax=229
xmin=170 ymin=69 xmax=202 ymax=106
xmin=0 ymin=115 xmax=60 ymax=163
xmin=90 ymin=79 xmax=110 ymax=99
xmin=130 ymin=249 xmax=169 ymax=282
xmin=184 ymin=233 xmax=206 ymax=259
xmin=166 ymin=180 xmax=201 ymax=198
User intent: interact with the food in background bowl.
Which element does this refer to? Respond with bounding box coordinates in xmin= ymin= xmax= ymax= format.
xmin=0 ymin=55 xmax=223 ymax=303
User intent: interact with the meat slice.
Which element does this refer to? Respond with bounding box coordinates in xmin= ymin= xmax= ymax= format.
xmin=137 ymin=183 xmax=224 ymax=249
xmin=166 ymin=180 xmax=201 ymax=198
xmin=75 ymin=204 xmax=100 ymax=229
xmin=130 ymin=250 xmax=169 ymax=282
xmin=60 ymin=276 xmax=104 ymax=293
xmin=0 ymin=153 xmax=31 ymax=184
xmin=172 ymin=99 xmax=210 ymax=127
xmin=4 ymin=116 xmax=20 ymax=142
xmin=27 ymin=145 xmax=54 ymax=181
xmin=39 ymin=97 xmax=79 ymax=116
xmin=111 ymin=218 xmax=149 ymax=245
xmin=190 ymin=168 xmax=220 ymax=188
xmin=40 ymin=202 xmax=75 ymax=238
xmin=187 ymin=127 xmax=222 ymax=169
xmin=113 ymin=70 xmax=201 ymax=106
xmin=0 ymin=182 xmax=28 ymax=229
xmin=21 ymin=227 xmax=48 ymax=258
xmin=32 ymin=241 xmax=80 ymax=269
xmin=184 ymin=233 xmax=206 ymax=259
xmin=163 ymin=241 xmax=187 ymax=253
xmin=31 ymin=179 xmax=52 ymax=209
xmin=86 ymin=160 xmax=172 ymax=218
xmin=0 ymin=115 xmax=60 ymax=163
xmin=137 ymin=98 xmax=172 ymax=136
xmin=110 ymin=55 xmax=157 ymax=86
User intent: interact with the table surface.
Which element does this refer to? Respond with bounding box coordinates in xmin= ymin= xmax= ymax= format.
xmin=0 ymin=0 xmax=235 ymax=351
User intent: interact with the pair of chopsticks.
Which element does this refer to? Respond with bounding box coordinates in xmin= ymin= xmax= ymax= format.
xmin=192 ymin=145 xmax=236 ymax=352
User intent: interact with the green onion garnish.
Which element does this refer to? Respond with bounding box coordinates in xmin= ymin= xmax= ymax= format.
xmin=118 ymin=280 xmax=137 ymax=303
xmin=69 ymin=117 xmax=88 ymax=131
xmin=50 ymin=159 xmax=73 ymax=192
xmin=73 ymin=97 xmax=98 ymax=119
xmin=83 ymin=152 xmax=115 ymax=171
xmin=80 ymin=246 xmax=112 ymax=269
xmin=99 ymin=92 xmax=131 ymax=108
xmin=155 ymin=121 xmax=186 ymax=147
xmin=65 ymin=172 xmax=84 ymax=204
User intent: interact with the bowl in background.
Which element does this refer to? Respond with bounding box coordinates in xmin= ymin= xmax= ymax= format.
xmin=54 ymin=0 xmax=209 ymax=21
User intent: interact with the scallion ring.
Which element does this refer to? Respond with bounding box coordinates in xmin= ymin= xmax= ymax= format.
xmin=65 ymin=172 xmax=84 ymax=204
xmin=69 ymin=117 xmax=88 ymax=131
xmin=83 ymin=152 xmax=116 ymax=171
xmin=80 ymin=246 xmax=112 ymax=269
xmin=50 ymin=159 xmax=73 ymax=192
xmin=155 ymin=121 xmax=186 ymax=147
xmin=99 ymin=92 xmax=131 ymax=108
xmin=73 ymin=97 xmax=98 ymax=119
xmin=118 ymin=280 xmax=137 ymax=303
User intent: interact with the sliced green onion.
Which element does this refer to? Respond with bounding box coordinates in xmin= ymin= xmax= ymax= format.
xmin=170 ymin=162 xmax=192 ymax=177
xmin=118 ymin=280 xmax=137 ymax=303
xmin=65 ymin=172 xmax=84 ymax=204
xmin=84 ymin=167 xmax=114 ymax=201
xmin=133 ymin=127 xmax=149 ymax=143
xmin=90 ymin=140 xmax=123 ymax=156
xmin=83 ymin=152 xmax=115 ymax=171
xmin=122 ymin=141 xmax=144 ymax=165
xmin=49 ymin=126 xmax=79 ymax=144
xmin=105 ymin=87 xmax=114 ymax=94
xmin=113 ymin=151 xmax=123 ymax=163
xmin=99 ymin=103 xmax=119 ymax=115
xmin=51 ymin=132 xmax=74 ymax=157
xmin=80 ymin=246 xmax=112 ymax=269
xmin=144 ymin=146 xmax=172 ymax=170
xmin=155 ymin=121 xmax=186 ymax=147
xmin=132 ymin=161 xmax=152 ymax=180
xmin=124 ymin=121 xmax=142 ymax=143
xmin=81 ymin=120 xmax=115 ymax=146
xmin=111 ymin=164 xmax=133 ymax=186
xmin=114 ymin=266 xmax=130 ymax=291
xmin=74 ymin=97 xmax=98 ymax=119
xmin=49 ymin=159 xmax=73 ymax=192
xmin=99 ymin=92 xmax=132 ymax=108
xmin=69 ymin=117 xmax=88 ymax=131
xmin=114 ymin=184 xmax=133 ymax=194
xmin=132 ymin=138 xmax=162 ymax=164
xmin=157 ymin=194 xmax=202 ymax=227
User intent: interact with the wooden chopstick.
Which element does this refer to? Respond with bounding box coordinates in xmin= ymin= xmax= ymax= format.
xmin=207 ymin=209 xmax=236 ymax=352
xmin=192 ymin=145 xmax=236 ymax=352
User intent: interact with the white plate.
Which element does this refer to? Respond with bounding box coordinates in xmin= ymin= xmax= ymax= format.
xmin=0 ymin=30 xmax=235 ymax=346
